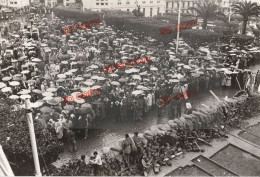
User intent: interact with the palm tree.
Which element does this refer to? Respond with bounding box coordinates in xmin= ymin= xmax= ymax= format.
xmin=188 ymin=2 xmax=226 ymax=30
xmin=232 ymin=1 xmax=260 ymax=35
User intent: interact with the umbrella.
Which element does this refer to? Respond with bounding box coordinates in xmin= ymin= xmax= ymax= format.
xmin=57 ymin=74 xmax=66 ymax=79
xmin=75 ymin=77 xmax=84 ymax=81
xmin=31 ymin=101 xmax=44 ymax=108
xmin=0 ymin=82 xmax=6 ymax=89
xmin=64 ymin=104 xmax=75 ymax=111
xmin=150 ymin=67 xmax=158 ymax=71
xmin=47 ymin=99 xmax=59 ymax=105
xmin=81 ymin=103 xmax=92 ymax=108
xmin=119 ymin=78 xmax=128 ymax=82
xmin=17 ymin=89 xmax=31 ymax=95
xmin=9 ymin=95 xmax=19 ymax=99
xmin=1 ymin=87 xmax=12 ymax=92
xmin=32 ymin=58 xmax=41 ymax=62
xmin=20 ymin=94 xmax=31 ymax=99
xmin=78 ymin=106 xmax=94 ymax=115
xmin=42 ymin=92 xmax=54 ymax=97
xmin=47 ymin=88 xmax=57 ymax=92
xmin=33 ymin=89 xmax=42 ymax=94
xmin=111 ymin=81 xmax=120 ymax=86
xmin=40 ymin=106 xmax=53 ymax=113
xmin=90 ymin=65 xmax=98 ymax=69
xmin=84 ymin=81 xmax=94 ymax=86
xmin=43 ymin=96 xmax=53 ymax=101
xmin=132 ymin=90 xmax=143 ymax=95
xmin=110 ymin=73 xmax=119 ymax=77
xmin=2 ymin=77 xmax=12 ymax=81
xmin=21 ymin=70 xmax=30 ymax=74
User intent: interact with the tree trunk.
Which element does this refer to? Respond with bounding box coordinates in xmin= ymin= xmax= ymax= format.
xmin=242 ymin=19 xmax=247 ymax=35
xmin=202 ymin=19 xmax=207 ymax=30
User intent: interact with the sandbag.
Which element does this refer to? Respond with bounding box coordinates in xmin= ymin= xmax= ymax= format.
xmin=110 ymin=146 xmax=122 ymax=153
xmin=144 ymin=130 xmax=156 ymax=136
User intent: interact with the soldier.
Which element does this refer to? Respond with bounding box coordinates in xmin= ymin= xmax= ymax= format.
xmin=120 ymin=98 xmax=127 ymax=121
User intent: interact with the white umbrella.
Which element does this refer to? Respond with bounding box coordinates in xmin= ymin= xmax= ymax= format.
xmin=21 ymin=70 xmax=30 ymax=74
xmin=110 ymin=73 xmax=119 ymax=77
xmin=65 ymin=72 xmax=73 ymax=76
xmin=43 ymin=96 xmax=53 ymax=101
xmin=9 ymin=95 xmax=19 ymax=99
xmin=42 ymin=92 xmax=54 ymax=97
xmin=91 ymin=85 xmax=101 ymax=89
xmin=32 ymin=58 xmax=41 ymax=62
xmin=9 ymin=81 xmax=20 ymax=86
xmin=1 ymin=87 xmax=12 ymax=92
xmin=17 ymin=89 xmax=31 ymax=95
xmin=31 ymin=101 xmax=44 ymax=108
xmin=91 ymin=76 xmax=100 ymax=80
xmin=2 ymin=77 xmax=11 ymax=81
xmin=47 ymin=88 xmax=57 ymax=92
xmin=20 ymin=94 xmax=31 ymax=99
xmin=0 ymin=82 xmax=6 ymax=89
xmin=150 ymin=67 xmax=158 ymax=71
xmin=84 ymin=81 xmax=94 ymax=86
xmin=90 ymin=65 xmax=98 ymax=69
xmin=57 ymin=74 xmax=66 ymax=79
xmin=132 ymin=90 xmax=143 ymax=95
xmin=75 ymin=77 xmax=84 ymax=81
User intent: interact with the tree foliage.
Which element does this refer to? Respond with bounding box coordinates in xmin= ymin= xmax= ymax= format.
xmin=0 ymin=98 xmax=64 ymax=175
xmin=188 ymin=2 xmax=226 ymax=29
xmin=232 ymin=1 xmax=260 ymax=34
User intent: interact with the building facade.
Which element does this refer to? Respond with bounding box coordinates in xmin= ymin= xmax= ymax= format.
xmin=64 ymin=0 xmax=76 ymax=7
xmin=82 ymin=0 xmax=166 ymax=17
xmin=45 ymin=0 xmax=58 ymax=7
xmin=165 ymin=0 xmax=241 ymax=15
xmin=0 ymin=0 xmax=30 ymax=8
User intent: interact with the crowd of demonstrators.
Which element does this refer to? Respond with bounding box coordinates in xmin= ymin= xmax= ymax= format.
xmin=1 ymin=10 xmax=260 ymax=175
xmin=51 ymin=90 xmax=260 ymax=176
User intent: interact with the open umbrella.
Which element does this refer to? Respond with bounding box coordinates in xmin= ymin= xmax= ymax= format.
xmin=1 ymin=87 xmax=12 ymax=92
xmin=9 ymin=95 xmax=19 ymax=99
xmin=9 ymin=81 xmax=20 ymax=86
xmin=2 ymin=77 xmax=12 ymax=81
xmin=33 ymin=89 xmax=42 ymax=94
xmin=47 ymin=99 xmax=59 ymax=105
xmin=42 ymin=92 xmax=54 ymax=97
xmin=40 ymin=106 xmax=53 ymax=113
xmin=20 ymin=94 xmax=31 ymax=99
xmin=0 ymin=82 xmax=6 ymax=89
xmin=132 ymin=90 xmax=143 ymax=95
xmin=111 ymin=81 xmax=120 ymax=86
xmin=47 ymin=88 xmax=57 ymax=92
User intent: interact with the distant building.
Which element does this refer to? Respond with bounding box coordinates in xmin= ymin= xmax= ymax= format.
xmin=64 ymin=0 xmax=76 ymax=7
xmin=0 ymin=0 xmax=30 ymax=8
xmin=165 ymin=0 xmax=241 ymax=15
xmin=82 ymin=0 xmax=166 ymax=17
xmin=45 ymin=0 xmax=57 ymax=7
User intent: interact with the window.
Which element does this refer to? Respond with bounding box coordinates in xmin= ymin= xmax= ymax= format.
xmin=96 ymin=3 xmax=99 ymax=5
xmin=101 ymin=0 xmax=104 ymax=1
xmin=150 ymin=1 xmax=153 ymax=3
xmin=126 ymin=2 xmax=130 ymax=4
xmin=118 ymin=2 xmax=121 ymax=5
xmin=14 ymin=1 xmax=17 ymax=4
xmin=10 ymin=2 xmax=13 ymax=4
xmin=142 ymin=1 xmax=145 ymax=3
xmin=157 ymin=1 xmax=160 ymax=3
xmin=101 ymin=3 xmax=104 ymax=5
xmin=105 ymin=3 xmax=108 ymax=5
xmin=127 ymin=9 xmax=129 ymax=11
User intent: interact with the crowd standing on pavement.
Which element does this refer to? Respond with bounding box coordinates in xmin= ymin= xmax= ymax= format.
xmin=1 ymin=8 xmax=260 ymax=176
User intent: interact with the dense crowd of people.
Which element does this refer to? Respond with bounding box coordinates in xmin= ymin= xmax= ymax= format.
xmin=0 ymin=9 xmax=260 ymax=176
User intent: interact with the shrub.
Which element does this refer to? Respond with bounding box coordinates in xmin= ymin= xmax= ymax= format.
xmin=0 ymin=98 xmax=64 ymax=175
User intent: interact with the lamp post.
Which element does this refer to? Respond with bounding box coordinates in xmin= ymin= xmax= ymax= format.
xmin=25 ymin=99 xmax=42 ymax=176
xmin=176 ymin=0 xmax=181 ymax=53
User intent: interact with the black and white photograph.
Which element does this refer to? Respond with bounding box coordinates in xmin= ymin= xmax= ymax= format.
xmin=0 ymin=0 xmax=260 ymax=176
